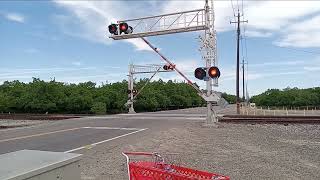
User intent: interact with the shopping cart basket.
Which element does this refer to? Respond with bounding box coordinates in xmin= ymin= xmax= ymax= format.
xmin=122 ymin=152 xmax=230 ymax=180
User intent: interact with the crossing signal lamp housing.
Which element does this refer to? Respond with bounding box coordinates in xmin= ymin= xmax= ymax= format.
xmin=208 ymin=66 xmax=220 ymax=78
xmin=194 ymin=67 xmax=221 ymax=80
xmin=128 ymin=89 xmax=137 ymax=95
xmin=108 ymin=22 xmax=133 ymax=35
xmin=108 ymin=24 xmax=118 ymax=35
xmin=194 ymin=67 xmax=206 ymax=80
xmin=132 ymin=89 xmax=137 ymax=95
xmin=163 ymin=64 xmax=174 ymax=71
xmin=119 ymin=22 xmax=133 ymax=34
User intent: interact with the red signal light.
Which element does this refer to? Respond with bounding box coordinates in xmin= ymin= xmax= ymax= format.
xmin=119 ymin=22 xmax=133 ymax=34
xmin=119 ymin=22 xmax=128 ymax=33
xmin=163 ymin=64 xmax=174 ymax=71
xmin=120 ymin=24 xmax=127 ymax=31
xmin=208 ymin=66 xmax=220 ymax=78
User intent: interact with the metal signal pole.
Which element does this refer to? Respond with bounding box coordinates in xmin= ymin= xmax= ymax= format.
xmin=231 ymin=11 xmax=247 ymax=114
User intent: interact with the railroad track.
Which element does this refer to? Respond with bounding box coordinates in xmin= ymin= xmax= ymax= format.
xmin=220 ymin=115 xmax=320 ymax=124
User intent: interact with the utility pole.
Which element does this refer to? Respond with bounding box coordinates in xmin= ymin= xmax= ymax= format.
xmin=230 ymin=11 xmax=247 ymax=114
xmin=242 ymin=58 xmax=245 ymax=102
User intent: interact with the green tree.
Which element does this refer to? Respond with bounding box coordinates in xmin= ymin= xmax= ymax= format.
xmin=91 ymin=102 xmax=107 ymax=114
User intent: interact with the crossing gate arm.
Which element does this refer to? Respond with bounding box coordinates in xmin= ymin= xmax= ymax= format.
xmin=140 ymin=37 xmax=203 ymax=95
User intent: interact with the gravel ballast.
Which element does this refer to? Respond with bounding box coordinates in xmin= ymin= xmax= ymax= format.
xmin=78 ymin=122 xmax=320 ymax=180
xmin=0 ymin=119 xmax=52 ymax=129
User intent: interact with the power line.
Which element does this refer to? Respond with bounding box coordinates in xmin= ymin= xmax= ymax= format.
xmin=230 ymin=0 xmax=236 ymax=17
xmin=241 ymin=0 xmax=244 ymax=16
xmin=237 ymin=0 xmax=240 ymax=11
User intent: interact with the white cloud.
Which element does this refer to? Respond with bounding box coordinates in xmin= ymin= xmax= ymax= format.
xmin=161 ymin=1 xmax=234 ymax=32
xmin=0 ymin=66 xmax=128 ymax=85
xmin=53 ymin=1 xmax=320 ymax=49
xmin=303 ymin=66 xmax=320 ymax=72
xmin=71 ymin=61 xmax=82 ymax=66
xmin=244 ymin=1 xmax=320 ymax=31
xmin=173 ymin=59 xmax=201 ymax=73
xmin=5 ymin=13 xmax=25 ymax=23
xmin=245 ymin=30 xmax=272 ymax=38
xmin=53 ymin=1 xmax=154 ymax=51
xmin=161 ymin=0 xmax=320 ymax=47
xmin=250 ymin=60 xmax=304 ymax=67
xmin=275 ymin=15 xmax=320 ymax=48
xmin=125 ymin=38 xmax=152 ymax=51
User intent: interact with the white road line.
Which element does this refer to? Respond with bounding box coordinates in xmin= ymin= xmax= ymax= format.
xmin=82 ymin=127 xmax=141 ymax=131
xmin=64 ymin=128 xmax=148 ymax=153
xmin=0 ymin=126 xmax=140 ymax=143
xmin=186 ymin=117 xmax=206 ymax=120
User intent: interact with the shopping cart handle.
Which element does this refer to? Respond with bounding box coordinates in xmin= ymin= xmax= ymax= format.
xmin=123 ymin=152 xmax=154 ymax=156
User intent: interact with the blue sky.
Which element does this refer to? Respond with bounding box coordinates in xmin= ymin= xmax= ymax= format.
xmin=0 ymin=1 xmax=320 ymax=95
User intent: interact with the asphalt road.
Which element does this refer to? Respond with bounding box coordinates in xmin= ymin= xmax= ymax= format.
xmin=0 ymin=106 xmax=232 ymax=155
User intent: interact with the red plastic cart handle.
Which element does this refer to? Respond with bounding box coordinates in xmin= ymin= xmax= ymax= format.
xmin=123 ymin=152 xmax=154 ymax=156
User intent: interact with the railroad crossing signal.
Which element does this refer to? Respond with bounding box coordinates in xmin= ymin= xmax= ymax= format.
xmin=108 ymin=24 xmax=118 ymax=35
xmin=194 ymin=67 xmax=220 ymax=80
xmin=108 ymin=22 xmax=133 ymax=35
xmin=127 ymin=89 xmax=137 ymax=95
xmin=108 ymin=0 xmax=220 ymax=124
xmin=194 ymin=67 xmax=206 ymax=80
xmin=208 ymin=66 xmax=220 ymax=78
xmin=163 ymin=64 xmax=174 ymax=71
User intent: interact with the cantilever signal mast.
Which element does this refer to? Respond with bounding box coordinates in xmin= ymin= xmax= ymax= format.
xmin=108 ymin=0 xmax=220 ymax=124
